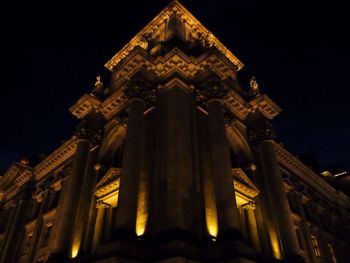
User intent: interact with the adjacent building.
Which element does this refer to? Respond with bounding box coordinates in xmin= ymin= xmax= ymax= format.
xmin=1 ymin=1 xmax=349 ymax=262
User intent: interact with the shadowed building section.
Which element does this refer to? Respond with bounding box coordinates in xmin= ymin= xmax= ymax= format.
xmin=0 ymin=1 xmax=349 ymax=263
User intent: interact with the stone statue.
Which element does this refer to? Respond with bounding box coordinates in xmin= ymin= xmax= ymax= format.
xmin=249 ymin=75 xmax=260 ymax=97
xmin=92 ymin=75 xmax=104 ymax=97
xmin=94 ymin=76 xmax=103 ymax=90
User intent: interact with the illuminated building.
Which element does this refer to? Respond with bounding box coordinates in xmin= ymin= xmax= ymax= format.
xmin=0 ymin=1 xmax=349 ymax=262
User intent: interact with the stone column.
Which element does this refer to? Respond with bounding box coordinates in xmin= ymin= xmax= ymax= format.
xmin=196 ymin=80 xmax=240 ymax=239
xmin=70 ymin=144 xmax=102 ymax=257
xmin=50 ymin=111 xmax=104 ymax=260
xmin=243 ymin=202 xmax=261 ymax=251
xmin=207 ymin=98 xmax=240 ymax=236
xmin=114 ymin=84 xmax=147 ymax=236
xmin=246 ymin=110 xmax=300 ymax=259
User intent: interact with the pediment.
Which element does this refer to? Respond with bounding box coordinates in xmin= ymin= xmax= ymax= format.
xmin=232 ymin=168 xmax=258 ymax=191
xmin=105 ymin=0 xmax=243 ymax=71
xmin=0 ymin=162 xmax=31 ymax=190
xmin=94 ymin=167 xmax=121 ymax=198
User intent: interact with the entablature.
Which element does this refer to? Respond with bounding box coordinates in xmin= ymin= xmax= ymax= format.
xmin=275 ymin=142 xmax=350 ymax=210
xmin=69 ymin=94 xmax=102 ymax=119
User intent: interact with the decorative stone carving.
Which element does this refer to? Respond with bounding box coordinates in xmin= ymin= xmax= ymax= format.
xmin=124 ymin=71 xmax=158 ymax=103
xmin=195 ymin=83 xmax=228 ymax=103
xmin=124 ymin=85 xmax=158 ymax=102
xmin=242 ymin=200 xmax=256 ymax=210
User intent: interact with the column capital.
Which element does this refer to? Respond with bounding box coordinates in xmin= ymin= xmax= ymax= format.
xmin=75 ymin=111 xmax=105 ymax=144
xmin=246 ymin=110 xmax=275 ymax=144
xmin=194 ymin=70 xmax=228 ymax=103
xmin=124 ymin=70 xmax=158 ymax=102
xmin=96 ymin=201 xmax=110 ymax=209
xmin=242 ymin=200 xmax=256 ymax=210
xmin=195 ymin=83 xmax=228 ymax=103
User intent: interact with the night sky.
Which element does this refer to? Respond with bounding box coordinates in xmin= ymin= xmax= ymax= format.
xmin=1 ymin=0 xmax=349 ymax=174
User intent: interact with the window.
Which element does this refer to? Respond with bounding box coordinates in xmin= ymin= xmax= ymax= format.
xmin=328 ymin=243 xmax=337 ymax=263
xmin=310 ymin=235 xmax=321 ymax=257
xmin=295 ymin=228 xmax=304 ymax=250
xmin=40 ymin=224 xmax=53 ymax=248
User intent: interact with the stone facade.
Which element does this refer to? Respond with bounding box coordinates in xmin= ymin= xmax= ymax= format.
xmin=1 ymin=1 xmax=349 ymax=262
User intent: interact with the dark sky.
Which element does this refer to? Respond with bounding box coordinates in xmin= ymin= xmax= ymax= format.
xmin=1 ymin=0 xmax=349 ymax=173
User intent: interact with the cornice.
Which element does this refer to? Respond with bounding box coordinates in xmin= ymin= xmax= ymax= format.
xmin=104 ymin=1 xmax=243 ymax=71
xmin=275 ymin=143 xmax=350 ymax=209
xmin=34 ymin=137 xmax=77 ymax=181
xmin=223 ymin=90 xmax=250 ymax=120
xmin=248 ymin=94 xmax=282 ymax=120
xmin=69 ymin=94 xmax=102 ymax=119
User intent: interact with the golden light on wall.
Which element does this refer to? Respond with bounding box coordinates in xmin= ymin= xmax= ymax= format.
xmin=136 ymin=172 xmax=148 ymax=236
xmin=71 ymin=243 xmax=80 ymax=259
xmin=270 ymin=230 xmax=282 ymax=260
xmin=204 ymin=176 xmax=218 ymax=238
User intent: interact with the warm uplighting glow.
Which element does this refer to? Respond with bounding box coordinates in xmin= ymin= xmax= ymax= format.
xmin=71 ymin=243 xmax=80 ymax=259
xmin=311 ymin=235 xmax=321 ymax=257
xmin=136 ymin=173 xmax=148 ymax=236
xmin=204 ymin=176 xmax=218 ymax=238
xmin=270 ymin=231 xmax=282 ymax=260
